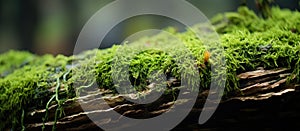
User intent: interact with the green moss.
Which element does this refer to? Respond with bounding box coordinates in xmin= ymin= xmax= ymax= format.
xmin=0 ymin=6 xmax=300 ymax=130
xmin=0 ymin=53 xmax=71 ymax=130
xmin=212 ymin=6 xmax=300 ymax=34
xmin=0 ymin=50 xmax=35 ymax=77
xmin=211 ymin=6 xmax=300 ymax=93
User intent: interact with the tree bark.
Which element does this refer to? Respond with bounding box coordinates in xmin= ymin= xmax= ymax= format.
xmin=25 ymin=68 xmax=300 ymax=130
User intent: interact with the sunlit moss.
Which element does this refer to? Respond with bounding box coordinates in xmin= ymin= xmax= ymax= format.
xmin=0 ymin=50 xmax=35 ymax=77
xmin=0 ymin=53 xmax=71 ymax=130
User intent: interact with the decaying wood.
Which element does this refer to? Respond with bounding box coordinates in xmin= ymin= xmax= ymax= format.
xmin=237 ymin=68 xmax=289 ymax=80
xmin=25 ymin=68 xmax=299 ymax=130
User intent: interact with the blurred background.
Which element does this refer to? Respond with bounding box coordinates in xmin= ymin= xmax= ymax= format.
xmin=0 ymin=0 xmax=299 ymax=56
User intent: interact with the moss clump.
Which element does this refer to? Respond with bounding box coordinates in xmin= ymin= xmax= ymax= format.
xmin=212 ymin=6 xmax=300 ymax=92
xmin=0 ymin=50 xmax=35 ymax=77
xmin=0 ymin=53 xmax=72 ymax=130
xmin=0 ymin=6 xmax=300 ymax=130
xmin=212 ymin=6 xmax=300 ymax=34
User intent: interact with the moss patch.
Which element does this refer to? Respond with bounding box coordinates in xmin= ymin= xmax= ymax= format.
xmin=0 ymin=50 xmax=35 ymax=77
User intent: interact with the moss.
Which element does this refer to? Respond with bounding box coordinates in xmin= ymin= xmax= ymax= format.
xmin=0 ymin=50 xmax=35 ymax=77
xmin=0 ymin=53 xmax=71 ymax=130
xmin=212 ymin=6 xmax=300 ymax=34
xmin=211 ymin=6 xmax=300 ymax=93
xmin=0 ymin=6 xmax=300 ymax=130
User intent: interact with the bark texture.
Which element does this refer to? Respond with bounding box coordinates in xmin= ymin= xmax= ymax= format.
xmin=25 ymin=68 xmax=300 ymax=130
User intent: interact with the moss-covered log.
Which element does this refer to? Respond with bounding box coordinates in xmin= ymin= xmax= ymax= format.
xmin=24 ymin=68 xmax=300 ymax=130
xmin=0 ymin=6 xmax=300 ymax=130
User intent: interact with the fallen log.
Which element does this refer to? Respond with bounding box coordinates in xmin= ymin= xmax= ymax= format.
xmin=25 ymin=68 xmax=299 ymax=130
